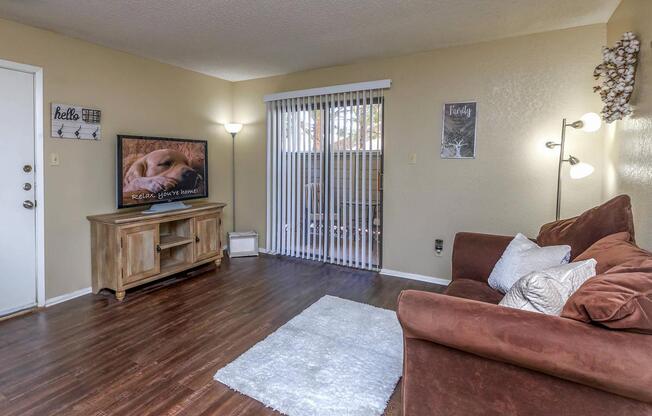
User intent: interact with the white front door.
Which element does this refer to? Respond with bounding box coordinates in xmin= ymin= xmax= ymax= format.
xmin=0 ymin=66 xmax=37 ymax=316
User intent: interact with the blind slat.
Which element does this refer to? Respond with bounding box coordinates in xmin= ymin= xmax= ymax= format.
xmin=266 ymin=87 xmax=385 ymax=270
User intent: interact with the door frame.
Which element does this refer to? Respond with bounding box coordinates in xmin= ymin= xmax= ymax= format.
xmin=0 ymin=59 xmax=45 ymax=307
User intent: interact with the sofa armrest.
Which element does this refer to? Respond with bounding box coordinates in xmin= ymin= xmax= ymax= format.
xmin=397 ymin=290 xmax=652 ymax=403
xmin=452 ymin=232 xmax=513 ymax=282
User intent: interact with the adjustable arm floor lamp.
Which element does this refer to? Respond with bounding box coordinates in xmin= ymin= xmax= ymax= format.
xmin=545 ymin=112 xmax=601 ymax=220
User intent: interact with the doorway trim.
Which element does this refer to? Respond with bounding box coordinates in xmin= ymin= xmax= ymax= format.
xmin=0 ymin=59 xmax=45 ymax=307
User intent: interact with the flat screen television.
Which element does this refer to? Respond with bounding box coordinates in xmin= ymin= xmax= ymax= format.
xmin=117 ymin=135 xmax=208 ymax=209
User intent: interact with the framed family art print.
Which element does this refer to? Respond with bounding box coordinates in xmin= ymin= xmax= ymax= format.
xmin=440 ymin=102 xmax=477 ymax=159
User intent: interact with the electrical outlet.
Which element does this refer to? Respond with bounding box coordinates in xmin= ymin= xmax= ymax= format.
xmin=435 ymin=239 xmax=444 ymax=256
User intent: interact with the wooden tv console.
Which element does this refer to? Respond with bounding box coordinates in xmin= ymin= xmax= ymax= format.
xmin=87 ymin=202 xmax=225 ymax=300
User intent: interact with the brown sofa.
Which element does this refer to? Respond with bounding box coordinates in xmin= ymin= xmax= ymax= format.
xmin=397 ymin=197 xmax=652 ymax=416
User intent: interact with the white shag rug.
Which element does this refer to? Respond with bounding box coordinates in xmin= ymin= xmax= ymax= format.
xmin=214 ymin=295 xmax=403 ymax=416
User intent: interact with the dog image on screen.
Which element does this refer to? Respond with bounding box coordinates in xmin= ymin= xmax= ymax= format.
xmin=123 ymin=148 xmax=202 ymax=193
xmin=120 ymin=137 xmax=207 ymax=206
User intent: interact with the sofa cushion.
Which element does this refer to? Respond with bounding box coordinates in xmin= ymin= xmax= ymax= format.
xmin=445 ymin=279 xmax=503 ymax=304
xmin=608 ymin=259 xmax=652 ymax=274
xmin=574 ymin=232 xmax=651 ymax=274
xmin=604 ymin=246 xmax=652 ymax=275
xmin=562 ymin=270 xmax=652 ymax=334
xmin=536 ymin=195 xmax=635 ymax=260
xmin=451 ymin=232 xmax=514 ymax=282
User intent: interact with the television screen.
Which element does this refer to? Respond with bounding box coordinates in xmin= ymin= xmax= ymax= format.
xmin=117 ymin=135 xmax=208 ymax=208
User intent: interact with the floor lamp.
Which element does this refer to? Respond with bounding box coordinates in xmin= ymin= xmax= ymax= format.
xmin=545 ymin=112 xmax=601 ymax=220
xmin=224 ymin=123 xmax=243 ymax=231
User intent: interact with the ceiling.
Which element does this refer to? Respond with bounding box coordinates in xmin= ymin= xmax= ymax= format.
xmin=0 ymin=0 xmax=620 ymax=81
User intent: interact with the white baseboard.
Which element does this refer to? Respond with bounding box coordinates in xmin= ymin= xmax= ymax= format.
xmin=45 ymin=286 xmax=92 ymax=307
xmin=0 ymin=302 xmax=37 ymax=317
xmin=380 ymin=268 xmax=450 ymax=286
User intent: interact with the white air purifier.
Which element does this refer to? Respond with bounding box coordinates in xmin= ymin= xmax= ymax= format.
xmin=227 ymin=231 xmax=259 ymax=257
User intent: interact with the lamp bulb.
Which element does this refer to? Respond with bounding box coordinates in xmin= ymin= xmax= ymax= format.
xmin=580 ymin=113 xmax=601 ymax=132
xmin=224 ymin=123 xmax=243 ymax=134
xmin=570 ymin=162 xmax=594 ymax=179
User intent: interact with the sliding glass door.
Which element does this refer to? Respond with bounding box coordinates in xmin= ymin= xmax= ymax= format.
xmin=266 ymin=87 xmax=384 ymax=270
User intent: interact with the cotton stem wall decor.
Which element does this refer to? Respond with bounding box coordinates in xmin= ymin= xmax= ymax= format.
xmin=593 ymin=32 xmax=640 ymax=123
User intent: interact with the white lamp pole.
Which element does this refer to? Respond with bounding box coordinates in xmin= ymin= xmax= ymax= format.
xmin=224 ymin=123 xmax=243 ymax=232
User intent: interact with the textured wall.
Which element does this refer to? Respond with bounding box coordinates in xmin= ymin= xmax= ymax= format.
xmin=0 ymin=17 xmax=612 ymax=297
xmin=233 ymin=25 xmax=607 ymax=280
xmin=604 ymin=0 xmax=652 ymax=249
xmin=0 ymin=18 xmax=233 ymax=299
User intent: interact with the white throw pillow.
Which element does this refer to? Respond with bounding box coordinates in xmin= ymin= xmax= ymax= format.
xmin=499 ymin=259 xmax=597 ymax=315
xmin=488 ymin=233 xmax=571 ymax=293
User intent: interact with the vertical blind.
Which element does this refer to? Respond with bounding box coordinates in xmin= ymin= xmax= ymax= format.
xmin=266 ymin=81 xmax=388 ymax=270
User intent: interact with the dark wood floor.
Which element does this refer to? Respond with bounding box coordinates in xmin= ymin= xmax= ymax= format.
xmin=0 ymin=255 xmax=444 ymax=416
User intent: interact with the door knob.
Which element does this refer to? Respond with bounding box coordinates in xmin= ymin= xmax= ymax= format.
xmin=23 ymin=200 xmax=35 ymax=209
xmin=23 ymin=165 xmax=32 ymax=173
xmin=23 ymin=183 xmax=32 ymax=191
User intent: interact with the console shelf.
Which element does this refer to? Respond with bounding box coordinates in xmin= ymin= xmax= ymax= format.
xmin=160 ymin=257 xmax=192 ymax=272
xmin=88 ymin=202 xmax=226 ymax=300
xmin=159 ymin=234 xmax=194 ymax=250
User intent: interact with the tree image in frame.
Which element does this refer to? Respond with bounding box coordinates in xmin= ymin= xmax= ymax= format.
xmin=441 ymin=102 xmax=476 ymax=159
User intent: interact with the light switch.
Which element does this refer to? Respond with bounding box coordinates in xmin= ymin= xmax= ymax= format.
xmin=50 ymin=153 xmax=60 ymax=166
xmin=408 ymin=153 xmax=417 ymax=165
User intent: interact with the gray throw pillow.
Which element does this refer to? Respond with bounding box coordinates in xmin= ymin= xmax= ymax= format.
xmin=499 ymin=259 xmax=597 ymax=316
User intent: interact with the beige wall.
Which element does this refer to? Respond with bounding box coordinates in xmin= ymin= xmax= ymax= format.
xmin=233 ymin=25 xmax=607 ymax=280
xmin=604 ymin=0 xmax=652 ymax=250
xmin=0 ymin=17 xmax=612 ymax=297
xmin=0 ymin=18 xmax=233 ymax=299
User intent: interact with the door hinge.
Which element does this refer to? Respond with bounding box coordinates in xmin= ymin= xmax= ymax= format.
xmin=120 ymin=238 xmax=123 ymax=249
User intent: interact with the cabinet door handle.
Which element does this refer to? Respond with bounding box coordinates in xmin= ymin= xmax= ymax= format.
xmin=156 ymin=244 xmax=161 ymax=253
xmin=195 ymin=236 xmax=200 ymax=243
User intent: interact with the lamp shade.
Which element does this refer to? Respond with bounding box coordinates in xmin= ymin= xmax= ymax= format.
xmin=224 ymin=123 xmax=243 ymax=134
xmin=580 ymin=112 xmax=601 ymax=132
xmin=570 ymin=162 xmax=594 ymax=179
